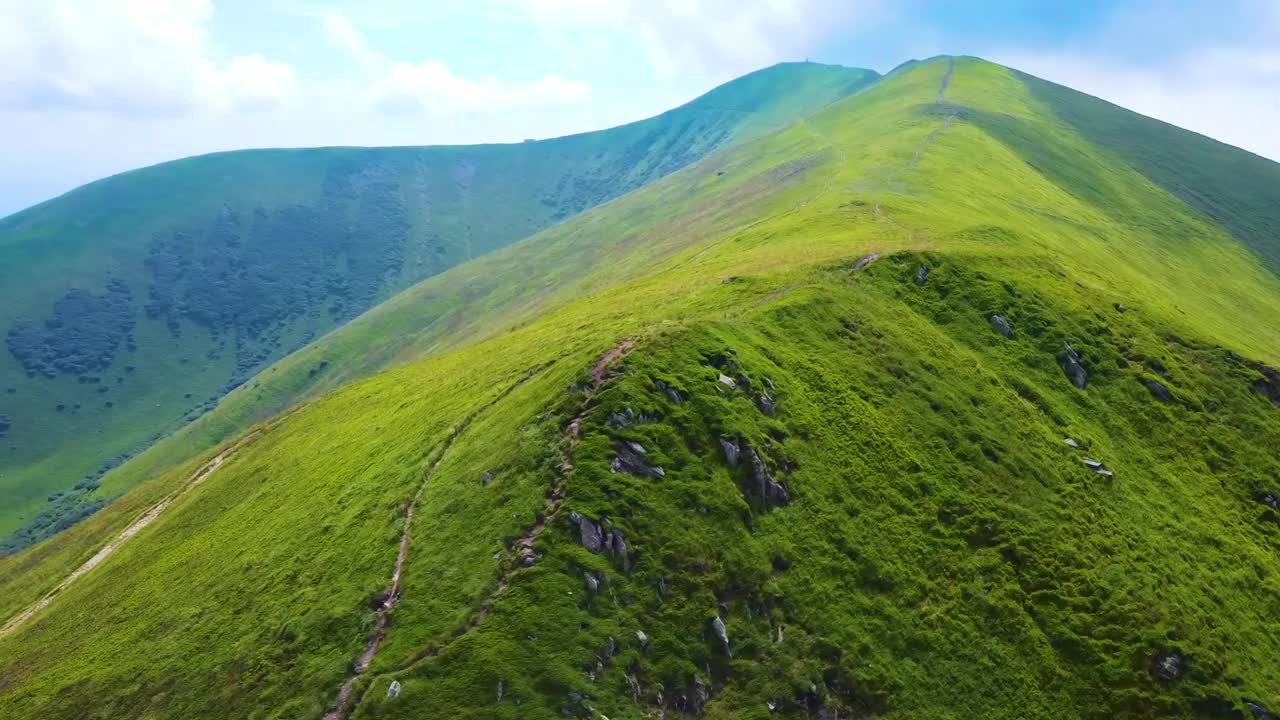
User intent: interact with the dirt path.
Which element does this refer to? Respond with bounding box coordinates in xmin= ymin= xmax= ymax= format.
xmin=337 ymin=340 xmax=638 ymax=717
xmin=868 ymin=57 xmax=957 ymax=245
xmin=322 ymin=360 xmax=561 ymax=720
xmin=0 ymin=428 xmax=269 ymax=638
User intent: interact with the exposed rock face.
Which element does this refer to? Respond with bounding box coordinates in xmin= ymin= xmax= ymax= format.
xmin=914 ymin=266 xmax=930 ymax=285
xmin=712 ymin=615 xmax=730 ymax=651
xmin=570 ymin=512 xmax=630 ymax=569
xmin=606 ymin=407 xmax=661 ymax=428
xmin=850 ymin=253 xmax=880 ymax=271
xmin=719 ymin=438 xmax=740 ymax=468
xmin=1252 ymin=364 xmax=1280 ymax=406
xmin=611 ymin=441 xmax=665 ymax=479
xmin=989 ymin=315 xmax=1013 ymax=338
xmin=655 ymin=379 xmax=686 ymax=404
xmin=746 ymin=444 xmax=790 ymax=507
xmin=584 ymin=571 xmax=604 ymax=594
xmin=1059 ymin=343 xmax=1088 ymax=389
xmin=1247 ymin=700 xmax=1279 ymax=720
xmin=756 ymin=392 xmax=776 ymax=417
xmin=1144 ymin=380 xmax=1172 ymax=403
xmin=1150 ymin=651 xmax=1185 ymax=681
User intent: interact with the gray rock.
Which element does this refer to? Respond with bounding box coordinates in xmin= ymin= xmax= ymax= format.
xmin=482 ymin=470 xmax=494 ymax=485
xmin=635 ymin=629 xmax=648 ymax=648
xmin=745 ymin=444 xmax=790 ymax=507
xmin=1115 ymin=303 xmax=1127 ymax=313
xmin=585 ymin=572 xmax=601 ymax=594
xmin=712 ymin=616 xmax=730 ymax=649
xmin=850 ymin=253 xmax=880 ymax=271
xmin=497 ymin=680 xmax=505 ymax=703
xmin=719 ymin=438 xmax=740 ymax=468
xmin=1150 ymin=651 xmax=1185 ymax=681
xmin=756 ymin=392 xmax=776 ymax=417
xmin=717 ymin=373 xmax=737 ymax=389
xmin=989 ymin=315 xmax=1013 ymax=338
xmin=914 ymin=266 xmax=930 ymax=285
xmin=570 ymin=511 xmax=605 ymax=553
xmin=387 ymin=680 xmax=402 ymax=698
xmin=611 ymin=442 xmax=665 ymax=480
xmin=1059 ymin=343 xmax=1088 ymax=389
xmin=1250 ymin=364 xmax=1280 ymax=406
xmin=1064 ymin=438 xmax=1079 ymax=448
xmin=1247 ymin=700 xmax=1278 ymax=720
xmin=1259 ymin=492 xmax=1279 ymax=510
xmin=1144 ymin=380 xmax=1172 ymax=402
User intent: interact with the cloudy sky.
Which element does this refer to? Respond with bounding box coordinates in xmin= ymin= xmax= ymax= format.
xmin=2 ymin=0 xmax=1277 ymax=216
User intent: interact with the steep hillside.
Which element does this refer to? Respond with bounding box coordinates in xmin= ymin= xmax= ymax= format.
xmin=3 ymin=57 xmax=1280 ymax=720
xmin=0 ymin=62 xmax=877 ymax=548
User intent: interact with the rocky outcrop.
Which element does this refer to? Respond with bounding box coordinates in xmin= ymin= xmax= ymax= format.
xmin=1247 ymin=700 xmax=1278 ymax=720
xmin=747 ymin=443 xmax=790 ymax=507
xmin=914 ymin=266 xmax=930 ymax=285
xmin=606 ymin=406 xmax=660 ymax=428
xmin=654 ymin=379 xmax=686 ymax=404
xmin=1144 ymin=380 xmax=1172 ymax=403
xmin=611 ymin=441 xmax=665 ymax=479
xmin=712 ymin=615 xmax=730 ymax=652
xmin=850 ymin=253 xmax=880 ymax=271
xmin=1150 ymin=651 xmax=1185 ymax=681
xmin=1059 ymin=343 xmax=1088 ymax=389
xmin=719 ymin=438 xmax=740 ymax=468
xmin=1251 ymin=364 xmax=1280 ymax=406
xmin=989 ymin=315 xmax=1013 ymax=338
xmin=756 ymin=392 xmax=776 ymax=417
xmin=570 ymin=512 xmax=629 ymax=569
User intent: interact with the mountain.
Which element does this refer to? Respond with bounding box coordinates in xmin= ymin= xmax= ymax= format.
xmin=0 ymin=62 xmax=878 ymax=550
xmin=3 ymin=56 xmax=1280 ymax=720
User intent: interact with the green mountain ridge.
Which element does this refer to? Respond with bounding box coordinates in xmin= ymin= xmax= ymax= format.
xmin=0 ymin=61 xmax=878 ymax=547
xmin=3 ymin=56 xmax=1280 ymax=720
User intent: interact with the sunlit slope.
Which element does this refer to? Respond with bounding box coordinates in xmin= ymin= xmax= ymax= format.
xmin=3 ymin=57 xmax=1280 ymax=719
xmin=0 ymin=62 xmax=877 ymax=546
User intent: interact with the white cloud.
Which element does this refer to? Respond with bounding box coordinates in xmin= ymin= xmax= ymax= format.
xmin=509 ymin=0 xmax=880 ymax=81
xmin=0 ymin=0 xmax=297 ymax=113
xmin=321 ymin=11 xmax=590 ymax=113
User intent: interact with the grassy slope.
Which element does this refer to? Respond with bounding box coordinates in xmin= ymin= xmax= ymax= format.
xmin=0 ymin=62 xmax=877 ymax=541
xmin=3 ymin=57 xmax=1280 ymax=719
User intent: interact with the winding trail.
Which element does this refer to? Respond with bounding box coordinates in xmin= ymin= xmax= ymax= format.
xmin=869 ymin=57 xmax=957 ymax=244
xmin=0 ymin=426 xmax=273 ymax=638
xmin=336 ymin=340 xmax=638 ymax=718
xmin=322 ymin=360 xmax=562 ymax=720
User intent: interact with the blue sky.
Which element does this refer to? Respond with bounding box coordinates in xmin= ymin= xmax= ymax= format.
xmin=1 ymin=0 xmax=1277 ymax=216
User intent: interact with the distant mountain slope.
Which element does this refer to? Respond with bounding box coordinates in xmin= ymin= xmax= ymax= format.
xmin=0 ymin=62 xmax=877 ymax=547
xmin=3 ymin=57 xmax=1280 ymax=720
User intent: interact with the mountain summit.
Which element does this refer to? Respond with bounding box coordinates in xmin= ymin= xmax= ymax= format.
xmin=2 ymin=56 xmax=1280 ymax=720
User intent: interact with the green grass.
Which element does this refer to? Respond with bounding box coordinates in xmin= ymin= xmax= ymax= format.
xmin=2 ymin=56 xmax=1280 ymax=719
xmin=0 ymin=62 xmax=877 ymax=543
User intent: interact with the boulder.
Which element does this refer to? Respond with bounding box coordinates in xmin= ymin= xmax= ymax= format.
xmin=387 ymin=680 xmax=402 ymax=698
xmin=1115 ymin=303 xmax=1127 ymax=313
xmin=1059 ymin=343 xmax=1088 ymax=389
xmin=584 ymin=571 xmax=603 ymax=594
xmin=717 ymin=373 xmax=737 ymax=389
xmin=989 ymin=315 xmax=1013 ymax=338
xmin=1064 ymin=438 xmax=1079 ymax=448
xmin=1144 ymin=380 xmax=1172 ymax=403
xmin=914 ymin=266 xmax=930 ymax=285
xmin=482 ymin=470 xmax=494 ymax=485
xmin=1259 ymin=492 xmax=1279 ymax=511
xmin=1150 ymin=651 xmax=1185 ymax=681
xmin=635 ymin=629 xmax=649 ymax=648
